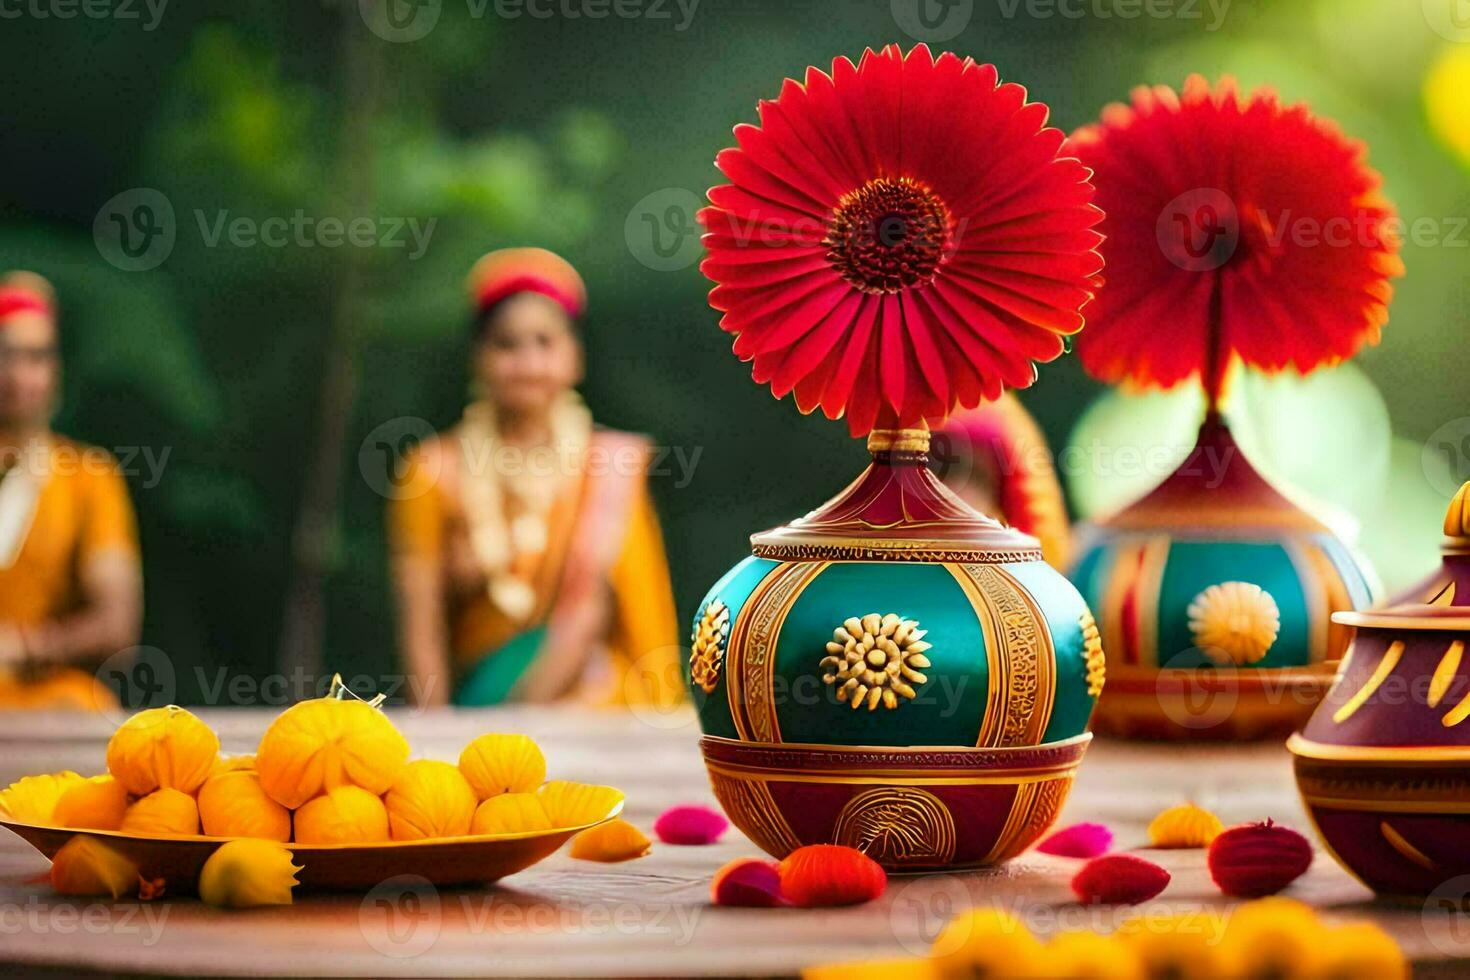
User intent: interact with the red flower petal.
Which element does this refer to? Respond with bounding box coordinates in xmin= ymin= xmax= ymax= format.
xmin=1066 ymin=75 xmax=1401 ymax=403
xmin=701 ymin=44 xmax=1102 ymax=435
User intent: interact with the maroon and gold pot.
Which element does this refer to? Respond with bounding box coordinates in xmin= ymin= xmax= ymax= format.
xmin=1289 ymin=482 xmax=1470 ymax=901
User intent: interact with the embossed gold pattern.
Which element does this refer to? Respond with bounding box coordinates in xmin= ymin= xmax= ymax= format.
xmin=1080 ymin=611 xmax=1106 ymax=698
xmin=832 ymin=787 xmax=956 ymax=866
xmin=726 ymin=562 xmax=827 ymax=742
xmin=689 ymin=599 xmax=730 ymax=694
xmin=953 ymin=564 xmax=1056 ymax=748
xmin=820 ymin=613 xmax=932 ymax=711
xmin=706 ymin=773 xmax=801 ymax=857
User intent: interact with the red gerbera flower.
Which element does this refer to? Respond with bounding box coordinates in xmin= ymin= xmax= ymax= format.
xmin=699 ymin=44 xmax=1104 ymax=437
xmin=1066 ymin=75 xmax=1403 ymax=406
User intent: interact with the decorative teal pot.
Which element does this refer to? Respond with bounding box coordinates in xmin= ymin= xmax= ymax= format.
xmin=1069 ymin=417 xmax=1379 ymax=740
xmin=687 ymin=429 xmax=1101 ymax=870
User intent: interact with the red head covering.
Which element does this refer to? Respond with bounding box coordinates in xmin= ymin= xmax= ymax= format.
xmin=0 ymin=272 xmax=55 ymax=327
xmin=466 ymin=248 xmax=586 ymax=320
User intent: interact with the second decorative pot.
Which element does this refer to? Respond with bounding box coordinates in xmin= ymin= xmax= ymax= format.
xmin=688 ymin=428 xmax=1101 ymax=871
xmin=1070 ymin=415 xmax=1379 ymax=740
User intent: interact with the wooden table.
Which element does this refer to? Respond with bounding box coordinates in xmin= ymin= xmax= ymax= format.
xmin=1 ymin=707 xmax=1466 ymax=977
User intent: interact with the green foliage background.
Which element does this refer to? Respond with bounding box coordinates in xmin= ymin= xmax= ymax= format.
xmin=0 ymin=0 xmax=1465 ymax=702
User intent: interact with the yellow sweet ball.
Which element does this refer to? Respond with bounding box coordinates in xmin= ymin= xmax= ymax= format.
xmin=121 ymin=787 xmax=201 ymax=836
xmin=256 ymin=693 xmax=409 ymax=809
xmin=471 ymin=792 xmax=553 ymax=836
xmin=292 ymin=785 xmax=390 ymax=844
xmin=384 ymin=760 xmax=477 ymax=841
xmin=198 ymin=769 xmax=292 ymax=842
xmin=53 ymin=776 xmax=129 ymax=831
xmin=50 ymin=836 xmax=139 ymax=899
xmin=198 ymin=839 xmax=301 ymax=908
xmin=106 ymin=705 xmax=219 ymax=796
xmin=0 ymin=771 xmax=86 ymax=824
xmin=459 ymin=733 xmax=546 ymax=800
xmin=930 ymin=908 xmax=1046 ymax=979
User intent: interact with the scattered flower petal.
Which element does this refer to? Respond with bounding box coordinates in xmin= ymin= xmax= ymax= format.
xmin=1208 ymin=820 xmax=1312 ymax=897
xmin=1148 ymin=803 xmax=1224 ymax=848
xmin=653 ymin=804 xmax=728 ymax=845
xmin=1035 ymin=822 xmax=1113 ymax=859
xmin=711 ymin=857 xmax=784 ymax=907
xmin=779 ymin=844 xmax=886 ymax=908
xmin=1071 ymin=854 xmax=1171 ymax=905
xmin=570 ymin=819 xmax=652 ymax=862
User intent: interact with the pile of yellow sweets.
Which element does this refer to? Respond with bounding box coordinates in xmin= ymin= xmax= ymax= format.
xmin=0 ymin=683 xmax=623 ymax=905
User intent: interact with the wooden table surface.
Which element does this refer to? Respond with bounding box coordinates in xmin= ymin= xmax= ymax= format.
xmin=0 ymin=706 xmax=1466 ymax=977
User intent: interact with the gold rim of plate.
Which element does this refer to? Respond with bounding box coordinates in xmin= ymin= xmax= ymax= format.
xmin=0 ymin=798 xmax=623 ymax=850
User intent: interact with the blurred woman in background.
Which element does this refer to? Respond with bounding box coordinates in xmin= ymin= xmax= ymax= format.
xmin=0 ymin=271 xmax=141 ymax=710
xmin=390 ymin=248 xmax=683 ymax=708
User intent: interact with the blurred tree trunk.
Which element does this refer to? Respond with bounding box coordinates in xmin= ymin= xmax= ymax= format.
xmin=277 ymin=1 xmax=384 ymax=682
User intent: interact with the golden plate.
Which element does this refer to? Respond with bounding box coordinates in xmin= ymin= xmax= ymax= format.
xmin=1 ymin=797 xmax=622 ymax=892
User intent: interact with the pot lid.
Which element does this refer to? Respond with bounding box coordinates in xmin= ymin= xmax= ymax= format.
xmin=1333 ymin=481 xmax=1470 ymax=632
xmin=1099 ymin=414 xmax=1330 ymax=533
xmin=749 ymin=427 xmax=1043 ymax=563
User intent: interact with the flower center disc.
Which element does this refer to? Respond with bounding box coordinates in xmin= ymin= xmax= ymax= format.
xmin=825 ymin=177 xmax=951 ymax=294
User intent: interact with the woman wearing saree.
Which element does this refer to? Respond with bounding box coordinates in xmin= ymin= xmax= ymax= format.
xmin=390 ymin=248 xmax=683 ymax=708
